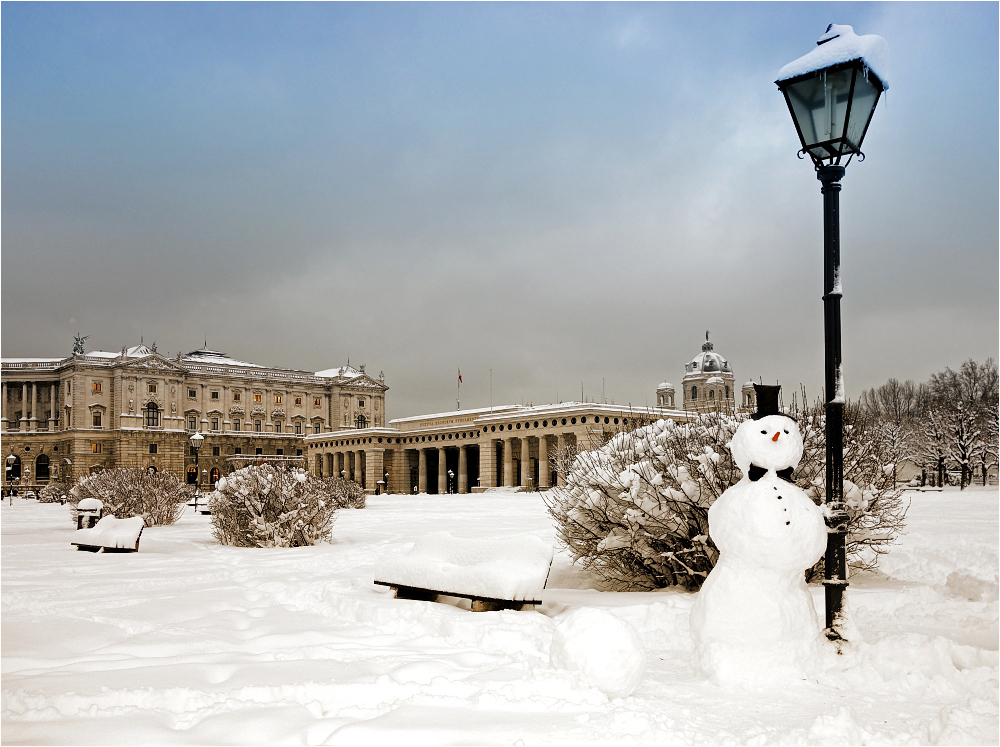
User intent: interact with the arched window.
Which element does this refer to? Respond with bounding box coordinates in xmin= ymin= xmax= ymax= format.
xmin=145 ymin=403 xmax=159 ymax=428
xmin=355 ymin=414 xmax=368 ymax=429
xmin=210 ymin=467 xmax=220 ymax=485
xmin=709 ymin=390 xmax=715 ymax=400
xmin=187 ymin=466 xmax=197 ymax=485
xmin=725 ymin=386 xmax=730 ymax=398
xmin=691 ymin=386 xmax=698 ymax=401
xmin=35 ymin=454 xmax=50 ymax=482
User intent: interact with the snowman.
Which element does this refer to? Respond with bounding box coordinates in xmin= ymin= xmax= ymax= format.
xmin=690 ymin=384 xmax=828 ymax=684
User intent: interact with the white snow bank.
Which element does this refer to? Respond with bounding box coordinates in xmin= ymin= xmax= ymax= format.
xmin=777 ymin=24 xmax=889 ymax=89
xmin=77 ymin=498 xmax=103 ymax=512
xmin=72 ymin=515 xmax=145 ymax=549
xmin=374 ymin=531 xmax=554 ymax=601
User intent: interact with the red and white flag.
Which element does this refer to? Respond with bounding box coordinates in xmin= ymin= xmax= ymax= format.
xmin=458 ymin=369 xmax=463 ymax=384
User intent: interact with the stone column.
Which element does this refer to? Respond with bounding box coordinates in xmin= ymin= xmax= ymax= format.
xmin=1 ymin=382 xmax=7 ymax=429
xmin=437 ymin=447 xmax=447 ymax=494
xmin=20 ymin=383 xmax=28 ymax=430
xmin=367 ymin=448 xmax=384 ymax=492
xmin=539 ymin=435 xmax=550 ymax=489
xmin=392 ymin=448 xmax=408 ymax=493
xmin=49 ymin=384 xmax=58 ymax=431
xmin=556 ymin=434 xmax=567 ymax=486
xmin=503 ymin=438 xmax=513 ymax=487
xmin=418 ymin=449 xmax=428 ymax=493
xmin=458 ymin=446 xmax=468 ymax=494
xmin=480 ymin=439 xmax=497 ymax=488
xmin=520 ymin=437 xmax=531 ymax=488
xmin=28 ymin=382 xmax=38 ymax=431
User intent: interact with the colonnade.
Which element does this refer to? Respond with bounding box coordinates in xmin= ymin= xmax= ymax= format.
xmin=1 ymin=381 xmax=60 ymax=431
xmin=310 ymin=431 xmax=578 ymax=494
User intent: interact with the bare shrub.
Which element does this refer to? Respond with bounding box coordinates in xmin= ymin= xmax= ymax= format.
xmin=68 ymin=468 xmax=191 ymax=526
xmin=209 ymin=464 xmax=341 ymax=547
xmin=320 ymin=476 xmax=366 ymax=509
xmin=39 ymin=481 xmax=71 ymax=504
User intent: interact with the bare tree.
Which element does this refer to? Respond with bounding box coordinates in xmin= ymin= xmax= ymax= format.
xmin=69 ymin=469 xmax=191 ymax=525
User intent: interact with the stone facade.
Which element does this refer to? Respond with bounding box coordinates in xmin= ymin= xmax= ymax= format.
xmin=306 ymin=402 xmax=693 ymax=495
xmin=5 ymin=335 xmax=751 ymax=495
xmin=2 ymin=344 xmax=387 ymax=491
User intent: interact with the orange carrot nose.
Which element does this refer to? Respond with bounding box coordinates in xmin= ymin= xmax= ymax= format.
xmin=772 ymin=432 xmax=780 ymax=442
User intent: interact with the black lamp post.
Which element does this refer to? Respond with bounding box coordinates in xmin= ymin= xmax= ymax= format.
xmin=776 ymin=25 xmax=886 ymax=641
xmin=189 ymin=431 xmax=204 ymax=510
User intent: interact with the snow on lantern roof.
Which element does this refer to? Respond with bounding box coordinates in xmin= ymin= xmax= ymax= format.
xmin=777 ymin=24 xmax=889 ymax=90
xmin=706 ymin=376 xmax=724 ymax=385
xmin=657 ymin=382 xmax=674 ymax=391
xmin=315 ymin=365 xmax=362 ymax=379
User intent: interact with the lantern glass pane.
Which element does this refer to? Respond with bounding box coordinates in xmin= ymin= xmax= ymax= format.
xmin=786 ymin=67 xmax=854 ymax=156
xmin=845 ymin=72 xmax=879 ymax=148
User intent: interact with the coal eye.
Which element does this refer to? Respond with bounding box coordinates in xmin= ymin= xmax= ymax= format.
xmin=760 ymin=430 xmax=767 ymax=434
xmin=783 ymin=429 xmax=789 ymax=434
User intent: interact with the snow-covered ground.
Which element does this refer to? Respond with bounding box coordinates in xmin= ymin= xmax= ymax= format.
xmin=2 ymin=487 xmax=997 ymax=745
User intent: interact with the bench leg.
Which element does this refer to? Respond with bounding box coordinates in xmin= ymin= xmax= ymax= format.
xmin=471 ymin=599 xmax=525 ymax=612
xmin=392 ymin=586 xmax=438 ymax=602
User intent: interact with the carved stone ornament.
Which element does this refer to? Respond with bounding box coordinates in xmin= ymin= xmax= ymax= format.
xmin=171 ymin=387 xmax=176 ymax=396
xmin=171 ymin=402 xmax=177 ymax=414
xmin=128 ymin=399 xmax=134 ymax=413
xmin=229 ymin=404 xmax=245 ymax=416
xmin=142 ymin=394 xmax=163 ymax=408
xmin=271 ymin=408 xmax=285 ymax=419
xmin=250 ymin=405 xmax=266 ymax=418
xmin=128 ymin=383 xmax=135 ymax=393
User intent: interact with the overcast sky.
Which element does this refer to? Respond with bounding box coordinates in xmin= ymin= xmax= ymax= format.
xmin=3 ymin=2 xmax=997 ymax=417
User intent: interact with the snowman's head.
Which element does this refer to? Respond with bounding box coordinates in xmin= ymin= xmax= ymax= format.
xmin=729 ymin=414 xmax=803 ymax=475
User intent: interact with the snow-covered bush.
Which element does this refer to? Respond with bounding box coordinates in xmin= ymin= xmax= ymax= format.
xmin=320 ymin=475 xmax=366 ymax=510
xmin=209 ymin=465 xmax=341 ymax=547
xmin=544 ymin=407 xmax=907 ymax=591
xmin=39 ymin=481 xmax=70 ymax=503
xmin=68 ymin=469 xmax=191 ymax=526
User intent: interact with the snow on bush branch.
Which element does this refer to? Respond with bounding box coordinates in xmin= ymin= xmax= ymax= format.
xmin=68 ymin=468 xmax=192 ymax=526
xmin=209 ymin=465 xmax=363 ymax=548
xmin=544 ymin=404 xmax=907 ymax=591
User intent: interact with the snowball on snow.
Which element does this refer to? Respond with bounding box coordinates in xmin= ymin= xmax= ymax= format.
xmin=550 ymin=608 xmax=646 ymax=698
xmin=777 ymin=24 xmax=889 ymax=90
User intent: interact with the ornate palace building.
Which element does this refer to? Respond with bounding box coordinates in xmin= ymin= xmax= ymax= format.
xmin=1 ymin=342 xmax=386 ymax=490
xmin=3 ymin=335 xmax=752 ymax=495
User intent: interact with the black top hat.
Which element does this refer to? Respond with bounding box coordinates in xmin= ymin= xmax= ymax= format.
xmin=751 ymin=383 xmax=788 ymax=421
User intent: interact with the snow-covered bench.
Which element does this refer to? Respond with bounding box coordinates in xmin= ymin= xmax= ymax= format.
xmin=374 ymin=532 xmax=554 ymax=611
xmin=76 ymin=498 xmax=104 ymax=529
xmin=71 ymin=515 xmax=145 ymax=553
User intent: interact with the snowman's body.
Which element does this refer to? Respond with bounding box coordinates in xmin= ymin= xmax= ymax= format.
xmin=690 ymin=414 xmax=827 ymax=683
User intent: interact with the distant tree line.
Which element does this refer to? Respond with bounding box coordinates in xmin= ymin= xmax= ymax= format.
xmin=860 ymin=358 xmax=998 ymax=489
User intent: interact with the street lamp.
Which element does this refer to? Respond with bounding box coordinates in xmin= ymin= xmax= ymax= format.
xmin=447 ymin=469 xmax=455 ymax=494
xmin=776 ymin=24 xmax=887 ymax=642
xmin=189 ymin=431 xmax=204 ymax=509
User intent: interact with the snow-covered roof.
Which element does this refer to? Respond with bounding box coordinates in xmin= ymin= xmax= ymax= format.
xmin=181 ymin=348 xmax=262 ymax=368
xmin=706 ymin=376 xmax=724 ymax=385
xmin=391 ymin=405 xmax=522 ymax=424
xmin=124 ymin=344 xmax=152 ymax=357
xmin=657 ymin=382 xmax=674 ymax=391
xmin=315 ymin=365 xmax=362 ymax=379
xmin=777 ymin=24 xmax=889 ymax=90
xmin=1 ymin=357 xmax=65 ymax=364
xmin=743 ymin=381 xmax=756 ymax=388
xmin=85 ymin=351 xmax=121 ymax=359
xmin=685 ymin=338 xmax=732 ymax=376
